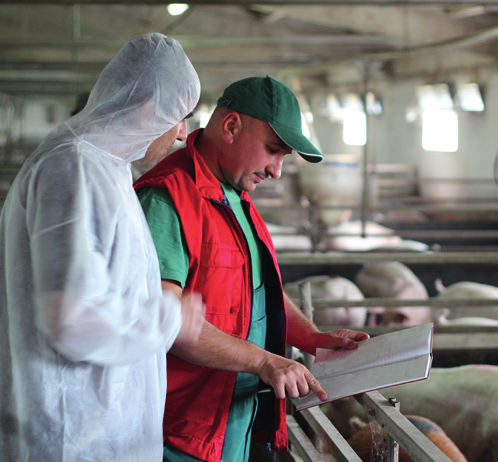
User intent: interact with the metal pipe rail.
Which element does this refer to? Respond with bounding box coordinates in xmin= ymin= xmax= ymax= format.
xmin=277 ymin=250 xmax=498 ymax=265
xmin=303 ymin=297 xmax=498 ymax=309
xmin=356 ymin=391 xmax=453 ymax=462
xmin=287 ymin=414 xmax=327 ymax=462
xmin=256 ymin=198 xmax=498 ymax=212
xmin=288 ymin=405 xmax=362 ymax=462
xmin=287 ymin=392 xmax=453 ymax=462
xmin=270 ymin=229 xmax=498 ymax=240
xmin=305 ymin=202 xmax=498 ymax=214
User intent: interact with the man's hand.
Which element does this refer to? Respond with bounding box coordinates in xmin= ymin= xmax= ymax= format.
xmin=310 ymin=329 xmax=370 ymax=354
xmin=256 ymin=352 xmax=327 ymax=401
xmin=174 ymin=292 xmax=205 ymax=348
xmin=284 ymin=292 xmax=370 ymax=356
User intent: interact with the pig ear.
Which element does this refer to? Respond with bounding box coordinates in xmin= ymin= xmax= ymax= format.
xmin=434 ymin=278 xmax=445 ymax=293
xmin=390 ymin=280 xmax=407 ymax=296
xmin=350 ymin=416 xmax=366 ymax=431
xmin=435 ymin=308 xmax=450 ymax=324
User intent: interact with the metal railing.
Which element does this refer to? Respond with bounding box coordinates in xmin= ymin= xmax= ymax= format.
xmin=287 ymin=391 xmax=453 ymax=462
xmin=286 ymin=281 xmax=457 ymax=462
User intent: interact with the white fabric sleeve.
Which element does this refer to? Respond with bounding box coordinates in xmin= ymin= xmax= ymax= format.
xmin=28 ymin=153 xmax=182 ymax=366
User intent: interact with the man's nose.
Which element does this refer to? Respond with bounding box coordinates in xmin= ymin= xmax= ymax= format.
xmin=177 ymin=120 xmax=188 ymax=142
xmin=266 ymin=155 xmax=285 ymax=179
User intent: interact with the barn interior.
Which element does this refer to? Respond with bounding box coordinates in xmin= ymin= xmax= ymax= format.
xmin=1 ymin=0 xmax=498 ymax=460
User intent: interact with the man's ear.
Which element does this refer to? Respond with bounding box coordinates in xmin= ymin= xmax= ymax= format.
xmin=220 ymin=111 xmax=242 ymax=144
xmin=140 ymin=100 xmax=159 ymax=128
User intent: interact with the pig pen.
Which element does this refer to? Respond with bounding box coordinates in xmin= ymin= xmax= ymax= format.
xmin=248 ymin=280 xmax=464 ymax=462
xmin=250 ymin=393 xmax=456 ymax=462
xmin=253 ymin=214 xmax=498 ymax=460
xmin=251 ymin=157 xmax=498 ymax=461
xmin=279 ymin=250 xmax=498 ymax=368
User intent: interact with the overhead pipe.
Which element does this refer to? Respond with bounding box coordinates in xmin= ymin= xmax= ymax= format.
xmin=282 ymin=24 xmax=498 ymax=77
xmin=0 ymin=34 xmax=399 ymax=49
xmin=4 ymin=0 xmax=498 ymax=5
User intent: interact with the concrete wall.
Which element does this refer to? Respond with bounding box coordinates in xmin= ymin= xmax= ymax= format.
xmin=308 ymin=70 xmax=498 ymax=200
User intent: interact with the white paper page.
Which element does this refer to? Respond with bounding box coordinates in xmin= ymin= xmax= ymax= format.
xmin=296 ymin=354 xmax=431 ymax=410
xmin=296 ymin=323 xmax=433 ymax=411
xmin=311 ymin=324 xmax=432 ymax=381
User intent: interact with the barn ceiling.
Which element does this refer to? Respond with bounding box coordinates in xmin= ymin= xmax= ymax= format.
xmin=0 ymin=0 xmax=498 ymax=102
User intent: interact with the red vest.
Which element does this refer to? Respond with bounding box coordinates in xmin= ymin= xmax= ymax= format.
xmin=134 ymin=129 xmax=288 ymax=462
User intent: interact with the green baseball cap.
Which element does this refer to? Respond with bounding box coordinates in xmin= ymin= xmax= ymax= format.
xmin=216 ymin=75 xmax=323 ymax=163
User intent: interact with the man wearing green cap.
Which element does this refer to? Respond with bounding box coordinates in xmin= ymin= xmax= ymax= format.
xmin=134 ymin=75 xmax=369 ymax=462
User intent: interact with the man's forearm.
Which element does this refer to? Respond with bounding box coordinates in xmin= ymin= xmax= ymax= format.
xmin=170 ymin=319 xmax=267 ymax=375
xmin=162 ymin=279 xmax=330 ymax=400
xmin=170 ymin=317 xmax=327 ymax=401
xmin=162 ymin=278 xmax=268 ymax=374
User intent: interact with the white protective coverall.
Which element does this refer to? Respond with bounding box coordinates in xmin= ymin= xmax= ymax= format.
xmin=0 ymin=33 xmax=200 ymax=461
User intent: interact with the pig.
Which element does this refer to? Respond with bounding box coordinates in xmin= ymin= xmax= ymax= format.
xmin=355 ymin=261 xmax=432 ymax=326
xmin=346 ymin=415 xmax=468 ymax=462
xmin=284 ymin=275 xmax=367 ymax=327
xmin=434 ymin=280 xmax=498 ymax=324
xmin=266 ymin=222 xmax=312 ymax=252
xmin=435 ymin=310 xmax=498 ymax=326
xmin=321 ymin=365 xmax=498 ymax=462
xmin=325 ymin=220 xmax=429 ymax=252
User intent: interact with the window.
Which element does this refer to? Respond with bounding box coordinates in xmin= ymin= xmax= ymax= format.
xmin=301 ymin=110 xmax=312 ymax=140
xmin=417 ymin=84 xmax=453 ymax=111
xmin=422 ymin=109 xmax=458 ymax=152
xmin=338 ymin=92 xmax=381 ymax=146
xmin=455 ymin=82 xmax=484 ymax=112
xmin=416 ymin=83 xmax=458 ymax=152
xmin=343 ymin=110 xmax=366 ymax=146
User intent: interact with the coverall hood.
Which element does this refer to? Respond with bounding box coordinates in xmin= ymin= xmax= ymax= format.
xmin=65 ymin=32 xmax=200 ymax=163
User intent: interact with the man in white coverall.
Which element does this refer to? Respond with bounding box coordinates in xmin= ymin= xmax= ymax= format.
xmin=0 ymin=33 xmax=204 ymax=462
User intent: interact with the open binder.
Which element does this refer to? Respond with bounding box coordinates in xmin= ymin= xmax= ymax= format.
xmin=296 ymin=323 xmax=433 ymax=411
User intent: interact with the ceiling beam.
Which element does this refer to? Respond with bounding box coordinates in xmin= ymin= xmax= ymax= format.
xmin=0 ymin=34 xmax=401 ymax=49
xmin=0 ymin=80 xmax=92 ymax=95
xmin=449 ymin=5 xmax=498 ymax=18
xmin=263 ymin=23 xmax=498 ymax=80
xmin=2 ymin=0 xmax=498 ymax=4
xmin=253 ymin=5 xmax=473 ymax=44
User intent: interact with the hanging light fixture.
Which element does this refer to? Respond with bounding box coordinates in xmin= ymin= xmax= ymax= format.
xmin=167 ymin=4 xmax=189 ymax=16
